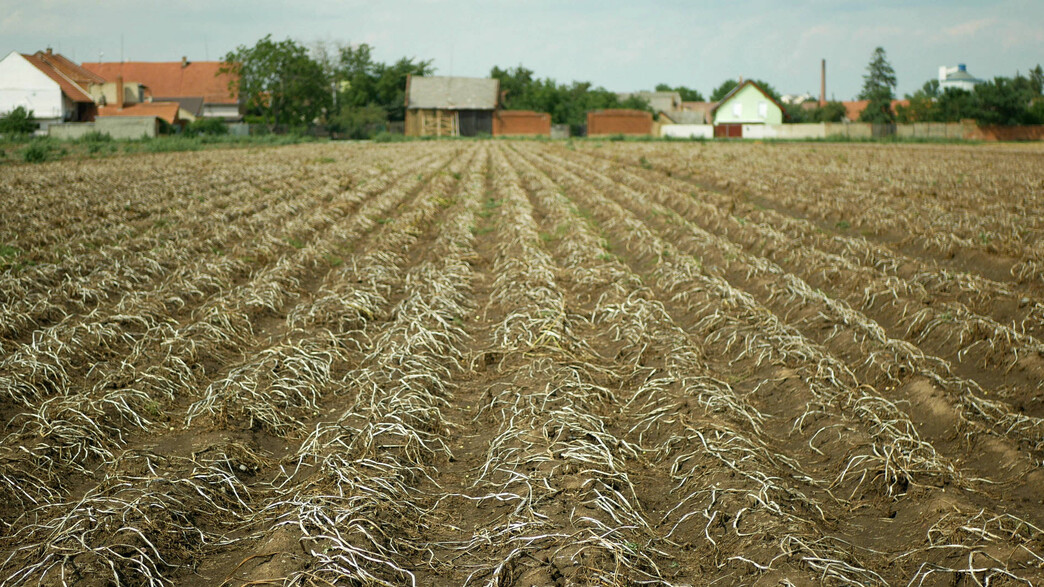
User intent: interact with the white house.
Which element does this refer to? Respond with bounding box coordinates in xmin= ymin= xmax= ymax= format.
xmin=0 ymin=49 xmax=99 ymax=128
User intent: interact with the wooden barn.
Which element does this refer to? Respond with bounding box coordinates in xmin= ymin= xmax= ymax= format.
xmin=404 ymin=75 xmax=500 ymax=137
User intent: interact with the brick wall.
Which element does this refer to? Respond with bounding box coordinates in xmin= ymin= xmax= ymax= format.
xmin=587 ymin=109 xmax=652 ymax=136
xmin=493 ymin=110 xmax=551 ymax=136
xmin=966 ymin=125 xmax=1044 ymax=141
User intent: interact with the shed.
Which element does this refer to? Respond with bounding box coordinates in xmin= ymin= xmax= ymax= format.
xmin=493 ymin=110 xmax=551 ymax=137
xmin=405 ymin=75 xmax=500 ymax=137
xmin=587 ymin=109 xmax=653 ymax=136
xmin=710 ymin=80 xmax=785 ymax=137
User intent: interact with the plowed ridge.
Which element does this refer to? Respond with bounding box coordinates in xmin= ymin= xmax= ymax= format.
xmin=1 ymin=141 xmax=1042 ymax=586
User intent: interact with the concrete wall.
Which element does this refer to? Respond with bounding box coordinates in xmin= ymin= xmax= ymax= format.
xmin=203 ymin=103 xmax=241 ymax=120
xmin=48 ymin=122 xmax=95 ymax=140
xmin=895 ymin=122 xmax=965 ymax=139
xmin=587 ymin=109 xmax=652 ymax=136
xmin=49 ymin=116 xmax=159 ymax=140
xmin=713 ymin=84 xmax=784 ymax=125
xmin=822 ymin=122 xmax=873 ymax=138
xmin=493 ymin=110 xmax=551 ymax=136
xmin=550 ymin=124 xmax=570 ymax=139
xmin=0 ymin=51 xmax=66 ymax=120
xmin=661 ymin=124 xmax=714 ymax=139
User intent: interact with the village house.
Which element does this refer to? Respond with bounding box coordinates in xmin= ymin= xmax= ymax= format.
xmin=709 ymin=80 xmax=785 ymax=137
xmin=0 ymin=48 xmax=103 ymax=129
xmin=404 ymin=75 xmax=500 ymax=137
xmin=82 ymin=58 xmax=241 ymax=120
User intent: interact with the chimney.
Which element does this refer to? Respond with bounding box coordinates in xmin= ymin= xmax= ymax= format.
xmin=46 ymin=47 xmax=53 ymax=55
xmin=116 ymin=75 xmax=124 ymax=109
xmin=820 ymin=59 xmax=826 ymax=106
xmin=739 ymin=75 xmax=744 ymax=84
xmin=181 ymin=56 xmax=188 ymax=68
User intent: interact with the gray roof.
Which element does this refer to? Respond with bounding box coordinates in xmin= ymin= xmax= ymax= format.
xmin=662 ymin=110 xmax=707 ymax=124
xmin=406 ymin=76 xmax=499 ymax=110
xmin=617 ymin=91 xmax=682 ymax=113
xmin=945 ymin=70 xmax=981 ymax=82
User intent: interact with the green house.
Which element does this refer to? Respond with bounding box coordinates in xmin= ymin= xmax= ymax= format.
xmin=710 ymin=80 xmax=785 ymax=137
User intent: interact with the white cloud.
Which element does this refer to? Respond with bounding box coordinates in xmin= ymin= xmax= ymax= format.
xmin=943 ymin=18 xmax=996 ymax=38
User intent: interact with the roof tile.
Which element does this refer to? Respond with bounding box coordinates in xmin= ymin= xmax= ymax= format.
xmin=83 ymin=61 xmax=238 ymax=104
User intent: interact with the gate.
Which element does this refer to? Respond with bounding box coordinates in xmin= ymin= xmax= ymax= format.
xmin=714 ymin=124 xmax=743 ymax=138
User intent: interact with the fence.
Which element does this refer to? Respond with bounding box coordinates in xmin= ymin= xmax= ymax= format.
xmin=661 ymin=124 xmax=714 ymax=139
xmin=662 ymin=121 xmax=1042 ymax=141
xmin=49 ymin=117 xmax=159 ymax=140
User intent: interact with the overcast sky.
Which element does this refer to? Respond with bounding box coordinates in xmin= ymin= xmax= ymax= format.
xmin=3 ymin=0 xmax=1041 ymax=100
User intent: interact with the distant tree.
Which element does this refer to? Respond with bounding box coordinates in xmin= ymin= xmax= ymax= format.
xmin=330 ymin=104 xmax=388 ymax=138
xmin=897 ymin=80 xmax=942 ymax=123
xmin=654 ymin=83 xmax=704 ymax=102
xmin=710 ymin=79 xmax=738 ymax=102
xmin=1029 ymin=64 xmax=1044 ymax=96
xmin=490 ymin=65 xmax=652 ymax=134
xmin=373 ymin=57 xmax=435 ymax=121
xmin=709 ymin=78 xmax=781 ymax=103
xmin=858 ymin=47 xmax=897 ymax=123
xmin=0 ymin=106 xmax=37 ymax=135
xmin=974 ymin=75 xmax=1041 ymax=125
xmin=221 ymin=35 xmax=331 ymax=128
xmin=783 ymin=103 xmax=810 ymax=123
xmin=934 ymin=88 xmax=981 ymax=122
xmin=493 ymin=65 xmax=537 ymax=108
xmin=921 ymin=79 xmax=941 ymax=99
xmin=811 ymin=101 xmax=848 ymax=123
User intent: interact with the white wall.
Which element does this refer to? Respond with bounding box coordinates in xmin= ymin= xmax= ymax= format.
xmin=202 ymin=103 xmax=241 ymax=120
xmin=661 ymin=124 xmax=713 ymax=139
xmin=0 ymin=51 xmax=65 ymax=120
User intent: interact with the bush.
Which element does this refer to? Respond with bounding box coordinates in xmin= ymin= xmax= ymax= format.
xmin=373 ymin=131 xmax=407 ymax=143
xmin=184 ymin=118 xmax=229 ymax=137
xmin=0 ymin=106 xmax=38 ymax=136
xmin=330 ymin=104 xmax=388 ymax=139
xmin=78 ymin=131 xmax=113 ymax=143
xmin=20 ymin=140 xmax=64 ymax=163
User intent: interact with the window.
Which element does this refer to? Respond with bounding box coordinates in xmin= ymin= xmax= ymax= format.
xmin=758 ymin=102 xmax=768 ymax=118
xmin=732 ymin=102 xmax=742 ymax=117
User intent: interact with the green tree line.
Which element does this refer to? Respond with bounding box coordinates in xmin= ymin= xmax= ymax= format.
xmin=217 ymin=37 xmax=1044 ymax=135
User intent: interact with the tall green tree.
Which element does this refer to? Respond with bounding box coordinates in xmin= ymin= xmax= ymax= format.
xmin=654 ymin=83 xmax=704 ymax=102
xmin=331 ymin=43 xmax=433 ymax=121
xmin=858 ymin=47 xmax=897 ymax=123
xmin=1029 ymin=64 xmax=1044 ymax=96
xmin=709 ymin=79 xmax=738 ymax=102
xmin=221 ymin=35 xmax=331 ymax=127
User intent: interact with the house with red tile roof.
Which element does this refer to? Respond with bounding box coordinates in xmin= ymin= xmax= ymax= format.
xmin=0 ymin=48 xmax=101 ymax=127
xmin=98 ymin=101 xmax=182 ymax=125
xmin=82 ymin=58 xmax=241 ymax=120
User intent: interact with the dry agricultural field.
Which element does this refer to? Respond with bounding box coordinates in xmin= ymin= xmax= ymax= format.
xmin=1 ymin=140 xmax=1043 ymax=585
